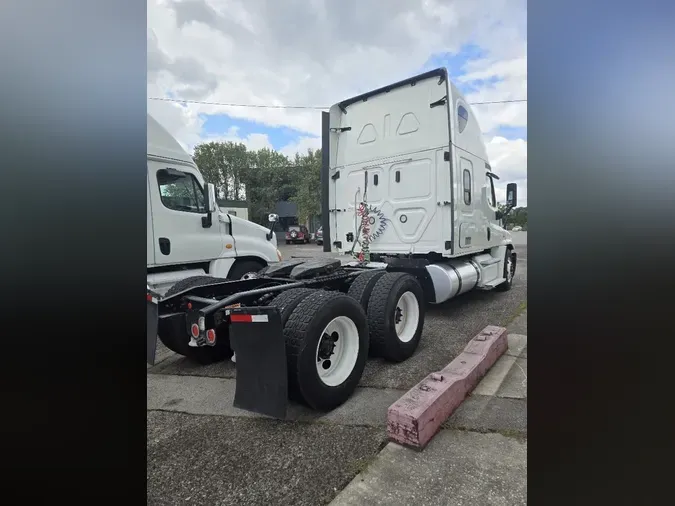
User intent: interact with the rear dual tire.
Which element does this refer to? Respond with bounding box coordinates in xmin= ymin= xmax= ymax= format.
xmin=283 ymin=291 xmax=369 ymax=411
xmin=349 ymin=271 xmax=425 ymax=363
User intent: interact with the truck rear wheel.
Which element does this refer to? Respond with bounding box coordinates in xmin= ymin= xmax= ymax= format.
xmin=367 ymin=272 xmax=425 ymax=362
xmin=347 ymin=270 xmax=387 ymax=312
xmin=283 ymin=291 xmax=369 ymax=411
xmin=269 ymin=288 xmax=317 ymax=323
xmin=159 ymin=276 xmax=233 ymax=364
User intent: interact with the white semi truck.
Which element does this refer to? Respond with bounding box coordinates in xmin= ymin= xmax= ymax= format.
xmin=324 ymin=67 xmax=517 ymax=300
xmin=146 ymin=68 xmax=518 ymax=419
xmin=146 ymin=113 xmax=283 ymax=296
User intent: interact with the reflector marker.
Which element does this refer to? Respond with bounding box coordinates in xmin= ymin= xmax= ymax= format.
xmin=230 ymin=314 xmax=269 ymax=323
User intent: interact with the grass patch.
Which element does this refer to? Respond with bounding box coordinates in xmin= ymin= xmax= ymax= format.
xmin=504 ymin=301 xmax=527 ymax=326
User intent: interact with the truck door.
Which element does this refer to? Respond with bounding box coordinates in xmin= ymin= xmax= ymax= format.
xmin=147 ymin=172 xmax=156 ymax=265
xmin=148 ymin=161 xmax=226 ymax=265
xmin=457 ymin=156 xmax=478 ymax=249
xmin=482 ymin=168 xmax=499 ymax=245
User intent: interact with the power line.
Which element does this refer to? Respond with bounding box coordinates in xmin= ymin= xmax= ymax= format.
xmin=469 ymin=99 xmax=527 ymax=105
xmin=148 ymin=97 xmax=527 ymax=109
xmin=149 ymin=98 xmax=325 ymax=110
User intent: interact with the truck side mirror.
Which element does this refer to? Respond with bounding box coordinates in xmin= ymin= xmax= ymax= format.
xmin=506 ymin=183 xmax=517 ymax=208
xmin=266 ymin=213 xmax=279 ymax=241
xmin=202 ymin=183 xmax=216 ymax=228
xmin=205 ymin=183 xmax=217 ymax=213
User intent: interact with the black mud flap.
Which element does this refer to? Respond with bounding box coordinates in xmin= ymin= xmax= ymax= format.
xmin=228 ymin=306 xmax=288 ymax=419
xmin=146 ymin=293 xmax=159 ymax=365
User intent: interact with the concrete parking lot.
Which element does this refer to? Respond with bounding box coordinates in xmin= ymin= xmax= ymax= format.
xmin=147 ymin=234 xmax=527 ymax=505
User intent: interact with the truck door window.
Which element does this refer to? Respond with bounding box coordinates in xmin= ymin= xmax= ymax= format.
xmin=487 ymin=175 xmax=496 ymax=207
xmin=157 ymin=169 xmax=205 ymax=213
xmin=463 ymin=169 xmax=472 ymax=205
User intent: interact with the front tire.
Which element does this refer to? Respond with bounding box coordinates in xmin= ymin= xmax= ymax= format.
xmin=283 ymin=291 xmax=369 ymax=411
xmin=367 ymin=272 xmax=425 ymax=362
xmin=495 ymin=249 xmax=516 ymax=292
xmin=227 ymin=259 xmax=266 ymax=280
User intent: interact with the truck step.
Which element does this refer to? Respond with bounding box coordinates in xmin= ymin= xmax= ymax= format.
xmin=478 ymin=257 xmax=501 ymax=267
xmin=478 ymin=279 xmax=505 ymax=289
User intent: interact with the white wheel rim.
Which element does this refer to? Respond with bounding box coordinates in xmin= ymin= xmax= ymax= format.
xmin=394 ymin=291 xmax=420 ymax=343
xmin=316 ymin=316 xmax=360 ymax=387
xmin=241 ymin=272 xmax=257 ymax=280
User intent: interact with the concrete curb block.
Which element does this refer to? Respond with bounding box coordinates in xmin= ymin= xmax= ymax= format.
xmin=387 ymin=325 xmax=508 ymax=449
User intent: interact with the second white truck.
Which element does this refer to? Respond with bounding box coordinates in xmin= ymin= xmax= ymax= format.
xmin=146 ymin=114 xmax=283 ymax=296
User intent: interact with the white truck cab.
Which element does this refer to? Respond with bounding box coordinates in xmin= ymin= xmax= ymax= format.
xmin=147 ymin=114 xmax=281 ymax=294
xmin=324 ymin=68 xmax=519 ymax=303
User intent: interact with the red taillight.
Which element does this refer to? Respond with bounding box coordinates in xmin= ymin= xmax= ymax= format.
xmin=147 ymin=293 xmax=152 ymax=301
xmin=190 ymin=323 xmax=199 ymax=337
xmin=206 ymin=329 xmax=216 ymax=344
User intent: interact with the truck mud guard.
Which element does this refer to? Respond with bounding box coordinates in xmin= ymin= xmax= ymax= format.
xmin=146 ymin=288 xmax=160 ymax=365
xmin=228 ymin=305 xmax=288 ymax=419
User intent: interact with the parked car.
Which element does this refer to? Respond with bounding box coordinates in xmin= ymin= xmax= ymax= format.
xmin=315 ymin=226 xmax=323 ymax=245
xmin=285 ymin=225 xmax=310 ymax=244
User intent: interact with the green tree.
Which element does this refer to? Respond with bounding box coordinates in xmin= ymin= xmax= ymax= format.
xmin=192 ymin=140 xmax=322 ymax=227
xmin=497 ymin=204 xmax=527 ymax=229
xmin=290 ymin=148 xmax=322 ymax=226
xmin=193 ymin=141 xmax=248 ymax=200
xmin=243 ymin=148 xmax=293 ymax=224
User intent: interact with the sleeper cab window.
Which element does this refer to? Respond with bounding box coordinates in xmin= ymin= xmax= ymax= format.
xmin=458 ymin=105 xmax=469 ymax=133
xmin=463 ymin=169 xmax=471 ymax=205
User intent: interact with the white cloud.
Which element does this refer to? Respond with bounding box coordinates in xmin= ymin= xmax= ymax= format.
xmin=486 ymin=136 xmax=527 ymax=207
xmin=277 ymin=136 xmax=322 ymax=158
xmin=201 ymin=126 xmax=274 ymax=151
xmin=148 ymin=0 xmax=527 ymax=203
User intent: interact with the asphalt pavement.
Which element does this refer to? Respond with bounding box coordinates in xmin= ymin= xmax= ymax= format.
xmin=147 ymin=234 xmax=528 ymax=505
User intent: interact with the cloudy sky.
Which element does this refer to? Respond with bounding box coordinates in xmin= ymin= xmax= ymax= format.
xmin=148 ymin=0 xmax=527 ymax=206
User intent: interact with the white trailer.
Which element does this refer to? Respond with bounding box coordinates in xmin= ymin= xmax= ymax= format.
xmin=322 ymin=67 xmax=518 ymax=302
